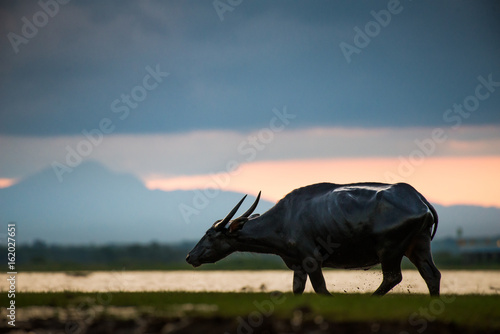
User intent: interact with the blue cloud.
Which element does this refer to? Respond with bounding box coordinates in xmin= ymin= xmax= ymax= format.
xmin=1 ymin=0 xmax=499 ymax=136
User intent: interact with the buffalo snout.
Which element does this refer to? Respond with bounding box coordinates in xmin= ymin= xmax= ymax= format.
xmin=186 ymin=253 xmax=201 ymax=267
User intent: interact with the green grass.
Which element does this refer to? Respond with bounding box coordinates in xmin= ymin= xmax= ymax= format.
xmin=7 ymin=291 xmax=500 ymax=329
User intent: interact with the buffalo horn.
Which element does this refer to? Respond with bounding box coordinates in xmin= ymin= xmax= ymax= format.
xmin=237 ymin=191 xmax=261 ymax=219
xmin=214 ymin=195 xmax=247 ymax=230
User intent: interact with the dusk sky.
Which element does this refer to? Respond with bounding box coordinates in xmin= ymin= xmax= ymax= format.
xmin=1 ymin=1 xmax=500 ymax=208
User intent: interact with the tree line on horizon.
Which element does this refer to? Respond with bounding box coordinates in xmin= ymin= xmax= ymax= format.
xmin=8 ymin=238 xmax=500 ymax=271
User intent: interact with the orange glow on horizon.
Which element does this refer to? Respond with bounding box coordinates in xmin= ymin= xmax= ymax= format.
xmin=144 ymin=156 xmax=500 ymax=208
xmin=0 ymin=178 xmax=16 ymax=188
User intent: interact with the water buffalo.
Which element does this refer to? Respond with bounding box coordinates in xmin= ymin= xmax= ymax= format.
xmin=186 ymin=182 xmax=441 ymax=296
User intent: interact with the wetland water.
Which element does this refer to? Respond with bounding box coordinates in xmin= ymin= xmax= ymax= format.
xmin=7 ymin=270 xmax=500 ymax=294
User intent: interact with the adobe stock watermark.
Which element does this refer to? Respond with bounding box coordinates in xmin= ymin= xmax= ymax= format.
xmin=401 ymin=281 xmax=458 ymax=334
xmin=226 ymin=290 xmax=286 ymax=334
xmin=213 ymin=0 xmax=243 ymax=21
xmin=65 ymin=268 xmax=132 ymax=333
xmin=7 ymin=0 xmax=71 ymax=54
xmin=290 ymin=235 xmax=340 ymax=282
xmin=385 ymin=73 xmax=499 ymax=182
xmin=51 ymin=64 xmax=169 ymax=182
xmin=178 ymin=106 xmax=296 ymax=224
xmin=339 ymin=0 xmax=410 ymax=64
xmin=225 ymin=234 xmax=339 ymax=334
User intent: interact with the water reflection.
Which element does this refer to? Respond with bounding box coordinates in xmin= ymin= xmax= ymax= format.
xmin=10 ymin=270 xmax=500 ymax=294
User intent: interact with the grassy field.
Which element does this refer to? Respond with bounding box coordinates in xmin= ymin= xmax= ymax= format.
xmin=3 ymin=291 xmax=500 ymax=333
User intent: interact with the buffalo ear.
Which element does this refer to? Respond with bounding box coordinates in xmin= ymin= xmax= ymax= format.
xmin=212 ymin=219 xmax=223 ymax=229
xmin=229 ymin=217 xmax=248 ymax=233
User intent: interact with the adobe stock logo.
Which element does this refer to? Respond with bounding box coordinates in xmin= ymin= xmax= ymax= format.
xmin=384 ymin=73 xmax=499 ymax=183
xmin=339 ymin=0 xmax=409 ymax=64
xmin=51 ymin=64 xmax=169 ymax=182
xmin=7 ymin=0 xmax=71 ymax=54
xmin=178 ymin=106 xmax=295 ymax=224
xmin=213 ymin=0 xmax=243 ymax=21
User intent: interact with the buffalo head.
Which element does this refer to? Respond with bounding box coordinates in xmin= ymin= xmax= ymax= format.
xmin=186 ymin=192 xmax=261 ymax=267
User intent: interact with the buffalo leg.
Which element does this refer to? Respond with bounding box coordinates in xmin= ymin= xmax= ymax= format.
xmin=407 ymin=234 xmax=441 ymax=296
xmin=308 ymin=266 xmax=331 ymax=295
xmin=293 ymin=270 xmax=307 ymax=295
xmin=373 ymin=255 xmax=403 ymax=296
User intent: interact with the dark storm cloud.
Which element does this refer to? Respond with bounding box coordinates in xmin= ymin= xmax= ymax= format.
xmin=1 ymin=0 xmax=499 ymax=136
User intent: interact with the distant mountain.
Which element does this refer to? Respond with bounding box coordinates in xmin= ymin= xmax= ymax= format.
xmin=0 ymin=161 xmax=498 ymax=244
xmin=433 ymin=204 xmax=500 ymax=239
xmin=0 ymin=161 xmax=272 ymax=244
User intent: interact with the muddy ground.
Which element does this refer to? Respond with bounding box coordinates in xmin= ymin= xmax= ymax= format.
xmin=2 ymin=307 xmax=499 ymax=334
xmin=11 ymin=270 xmax=500 ymax=295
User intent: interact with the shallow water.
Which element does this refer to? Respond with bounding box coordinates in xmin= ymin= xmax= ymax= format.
xmin=7 ymin=270 xmax=500 ymax=294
